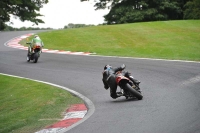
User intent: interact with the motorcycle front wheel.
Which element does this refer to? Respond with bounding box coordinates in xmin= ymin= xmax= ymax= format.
xmin=123 ymin=83 xmax=143 ymax=100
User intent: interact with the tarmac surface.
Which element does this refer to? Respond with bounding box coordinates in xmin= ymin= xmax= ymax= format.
xmin=1 ymin=31 xmax=200 ymax=133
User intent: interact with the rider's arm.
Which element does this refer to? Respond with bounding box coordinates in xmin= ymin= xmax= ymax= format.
xmin=31 ymin=38 xmax=34 ymax=44
xmin=41 ymin=41 xmax=44 ymax=47
xmin=30 ymin=38 xmax=35 ymax=48
xmin=113 ymin=64 xmax=126 ymax=73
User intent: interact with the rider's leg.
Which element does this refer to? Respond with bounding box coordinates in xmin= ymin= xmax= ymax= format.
xmin=108 ymin=75 xmax=119 ymax=99
xmin=27 ymin=46 xmax=32 ymax=56
xmin=110 ymin=87 xmax=119 ymax=99
xmin=27 ymin=46 xmax=32 ymax=60
xmin=40 ymin=47 xmax=42 ymax=54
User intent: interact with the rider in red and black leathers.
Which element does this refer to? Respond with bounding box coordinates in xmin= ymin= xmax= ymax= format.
xmin=102 ymin=64 xmax=140 ymax=99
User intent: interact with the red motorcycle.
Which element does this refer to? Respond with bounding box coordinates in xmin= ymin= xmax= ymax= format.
xmin=116 ymin=71 xmax=143 ymax=100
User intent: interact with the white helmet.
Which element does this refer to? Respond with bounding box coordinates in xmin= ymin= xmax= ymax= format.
xmin=34 ymin=35 xmax=39 ymax=38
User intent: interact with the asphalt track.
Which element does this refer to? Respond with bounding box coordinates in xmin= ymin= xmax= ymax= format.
xmin=1 ymin=31 xmax=200 ymax=133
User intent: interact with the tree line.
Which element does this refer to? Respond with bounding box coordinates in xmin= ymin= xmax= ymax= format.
xmin=64 ymin=23 xmax=95 ymax=29
xmin=3 ymin=24 xmax=53 ymax=31
xmin=1 ymin=0 xmax=199 ymax=30
xmin=2 ymin=23 xmax=95 ymax=31
xmin=94 ymin=0 xmax=200 ymax=24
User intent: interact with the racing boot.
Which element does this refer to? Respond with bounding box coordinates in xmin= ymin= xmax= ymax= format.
xmin=111 ymin=93 xmax=120 ymax=99
xmin=27 ymin=52 xmax=31 ymax=61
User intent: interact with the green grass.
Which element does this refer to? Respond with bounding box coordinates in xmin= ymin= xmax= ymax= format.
xmin=2 ymin=20 xmax=199 ymax=132
xmin=22 ymin=20 xmax=200 ymax=61
xmin=0 ymin=75 xmax=83 ymax=133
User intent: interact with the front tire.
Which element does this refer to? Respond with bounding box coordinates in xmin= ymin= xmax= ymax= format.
xmin=123 ymin=83 xmax=143 ymax=100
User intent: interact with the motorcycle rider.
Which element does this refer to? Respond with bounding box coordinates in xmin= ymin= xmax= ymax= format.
xmin=27 ymin=35 xmax=44 ymax=60
xmin=102 ymin=64 xmax=140 ymax=99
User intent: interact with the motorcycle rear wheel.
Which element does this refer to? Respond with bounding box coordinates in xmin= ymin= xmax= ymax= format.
xmin=123 ymin=83 xmax=143 ymax=100
xmin=33 ymin=53 xmax=39 ymax=63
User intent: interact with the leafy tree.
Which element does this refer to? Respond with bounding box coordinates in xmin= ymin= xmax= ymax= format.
xmin=0 ymin=0 xmax=48 ymax=30
xmin=104 ymin=1 xmax=144 ymax=24
xmin=184 ymin=0 xmax=200 ymax=19
xmin=95 ymin=0 xmax=190 ymax=24
xmin=142 ymin=0 xmax=182 ymax=20
xmin=3 ymin=24 xmax=15 ymax=31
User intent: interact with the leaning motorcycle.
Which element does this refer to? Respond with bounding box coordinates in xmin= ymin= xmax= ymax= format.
xmin=26 ymin=43 xmax=41 ymax=63
xmin=116 ymin=71 xmax=143 ymax=100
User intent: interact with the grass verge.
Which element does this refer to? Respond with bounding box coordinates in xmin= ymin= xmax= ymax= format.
xmin=0 ymin=74 xmax=83 ymax=133
xmin=21 ymin=20 xmax=200 ymax=61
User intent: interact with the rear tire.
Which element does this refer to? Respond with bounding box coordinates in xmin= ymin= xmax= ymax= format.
xmin=123 ymin=83 xmax=143 ymax=100
xmin=33 ymin=53 xmax=39 ymax=63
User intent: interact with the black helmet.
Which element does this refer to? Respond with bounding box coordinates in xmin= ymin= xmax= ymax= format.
xmin=104 ymin=64 xmax=112 ymax=70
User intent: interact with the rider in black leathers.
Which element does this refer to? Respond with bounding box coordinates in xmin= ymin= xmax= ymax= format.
xmin=102 ymin=64 xmax=140 ymax=99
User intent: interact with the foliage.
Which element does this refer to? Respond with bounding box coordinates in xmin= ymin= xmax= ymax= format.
xmin=64 ymin=23 xmax=95 ymax=29
xmin=94 ymin=0 xmax=200 ymax=24
xmin=0 ymin=0 xmax=48 ymax=30
xmin=2 ymin=24 xmax=52 ymax=31
xmin=104 ymin=2 xmax=144 ymax=24
xmin=184 ymin=0 xmax=200 ymax=19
